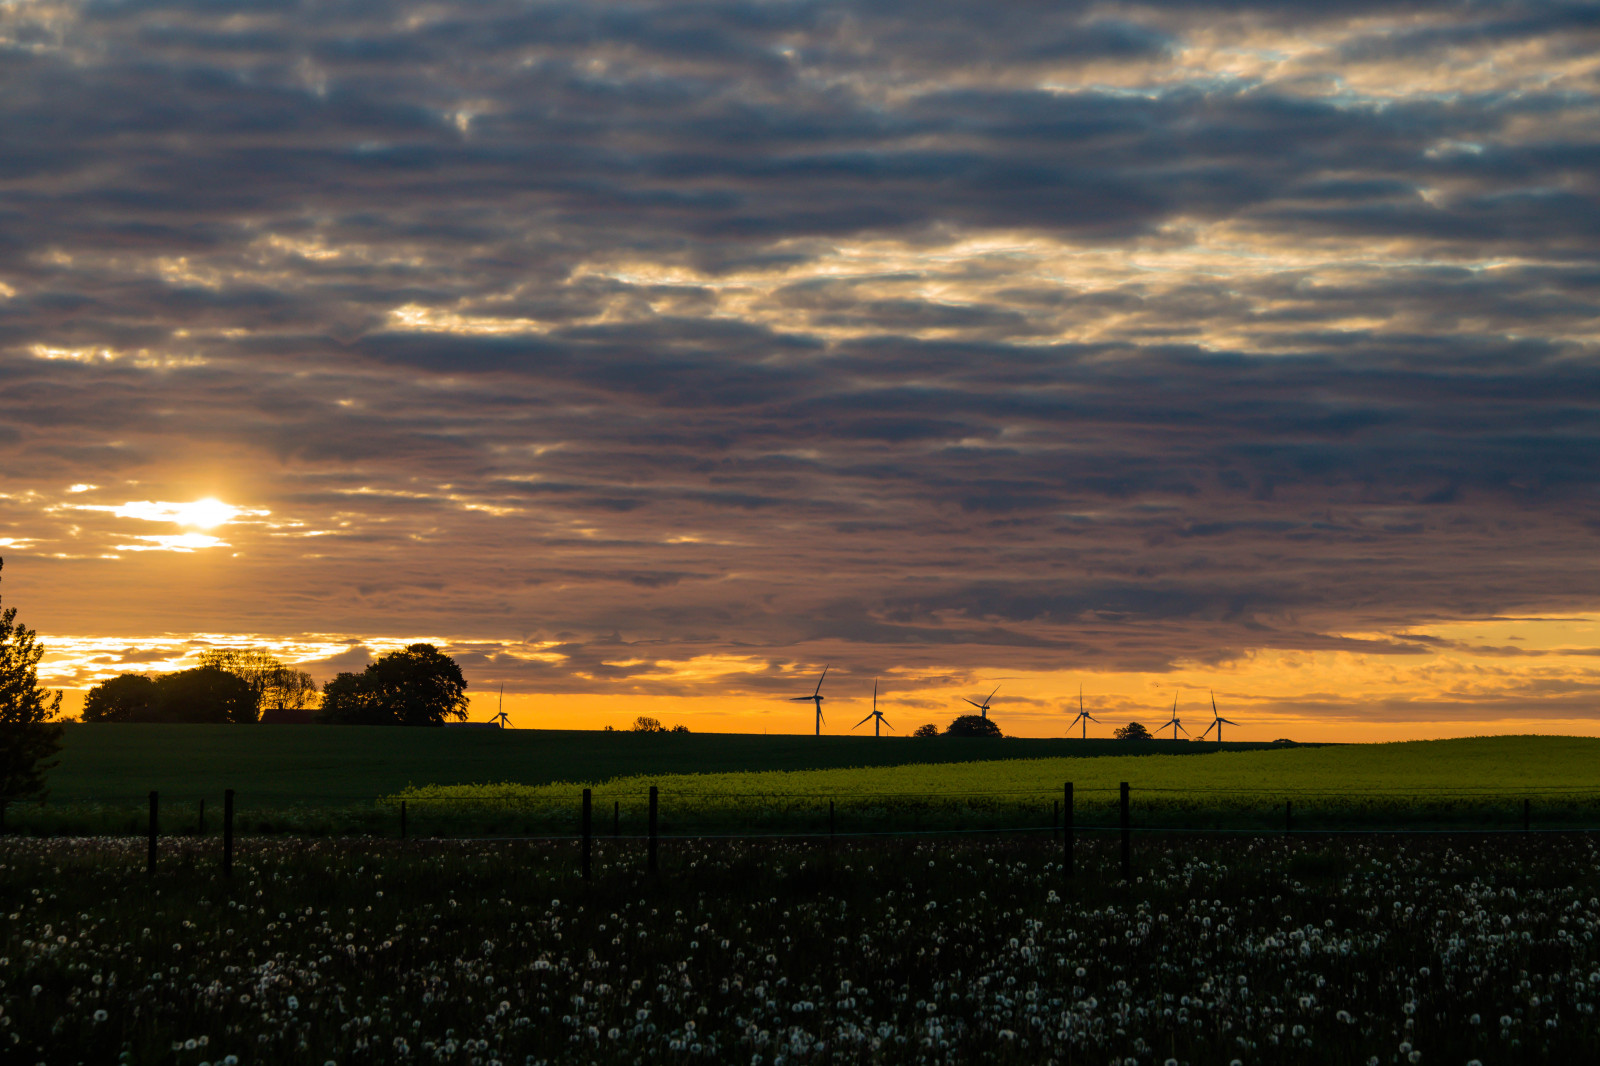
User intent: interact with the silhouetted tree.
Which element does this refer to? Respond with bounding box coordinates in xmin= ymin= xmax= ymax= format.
xmin=912 ymin=723 xmax=939 ymax=737
xmin=945 ymin=714 xmax=1002 ymax=738
xmin=200 ymin=647 xmax=318 ymax=713
xmin=632 ymin=716 xmax=666 ymax=732
xmin=1114 ymin=721 xmax=1152 ymax=741
xmin=0 ymin=557 xmax=63 ymax=803
xmin=151 ymin=666 xmax=257 ymax=723
xmin=82 ymin=673 xmax=158 ymax=722
xmin=317 ymin=644 xmax=468 ymax=726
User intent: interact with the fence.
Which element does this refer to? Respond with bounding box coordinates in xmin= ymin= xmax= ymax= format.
xmin=17 ymin=781 xmax=1600 ymax=880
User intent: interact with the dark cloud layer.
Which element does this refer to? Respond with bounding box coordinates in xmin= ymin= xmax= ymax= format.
xmin=3 ymin=0 xmax=1600 ymax=720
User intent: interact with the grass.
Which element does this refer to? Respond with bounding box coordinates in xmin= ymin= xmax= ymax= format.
xmin=42 ymin=723 xmax=1278 ymax=806
xmin=5 ymin=833 xmax=1600 ymax=1064
xmin=390 ymin=734 xmax=1600 ymax=834
xmin=23 ymin=728 xmax=1600 ymax=837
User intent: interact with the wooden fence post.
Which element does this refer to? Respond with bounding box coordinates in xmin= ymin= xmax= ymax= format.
xmin=1063 ymin=783 xmax=1073 ymax=878
xmin=829 ymin=799 xmax=835 ymax=843
xmin=613 ymin=800 xmax=620 ymax=837
xmin=647 ymin=786 xmax=659 ymax=873
xmin=223 ymin=789 xmax=234 ymax=877
xmin=147 ymin=791 xmax=158 ymax=875
xmin=1119 ymin=782 xmax=1130 ymax=881
xmin=581 ymin=788 xmax=593 ymax=881
xmin=400 ymin=800 xmax=407 ymax=840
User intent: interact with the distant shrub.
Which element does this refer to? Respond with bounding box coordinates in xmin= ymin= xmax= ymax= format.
xmin=1114 ymin=722 xmax=1153 ymax=741
xmin=945 ymin=715 xmax=1001 ymax=738
xmin=912 ymin=724 xmax=939 ymax=738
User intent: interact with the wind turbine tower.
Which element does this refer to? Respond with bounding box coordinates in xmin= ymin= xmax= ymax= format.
xmin=789 ymin=666 xmax=829 ymax=736
xmin=1068 ymin=683 xmax=1098 ymax=739
xmin=853 ymin=679 xmax=894 ymax=737
xmin=964 ymin=684 xmax=1000 ymax=719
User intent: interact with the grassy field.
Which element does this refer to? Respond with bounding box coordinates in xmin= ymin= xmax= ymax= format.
xmin=24 ymin=727 xmax=1600 ymax=837
xmin=5 ymin=833 xmax=1600 ymax=1064
xmin=44 ymin=723 xmax=1279 ymax=806
xmin=394 ymin=734 xmax=1600 ymax=834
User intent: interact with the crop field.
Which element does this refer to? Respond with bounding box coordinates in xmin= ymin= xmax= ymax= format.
xmin=389 ymin=735 xmax=1600 ymax=836
xmin=17 ymin=733 xmax=1600 ymax=837
xmin=4 ymin=832 xmax=1600 ymax=1064
xmin=44 ymin=724 xmax=1275 ymax=806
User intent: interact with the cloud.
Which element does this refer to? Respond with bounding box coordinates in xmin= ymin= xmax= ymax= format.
xmin=3 ymin=0 xmax=1599 ymax=726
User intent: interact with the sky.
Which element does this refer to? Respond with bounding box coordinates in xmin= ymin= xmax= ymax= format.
xmin=3 ymin=0 xmax=1600 ymax=739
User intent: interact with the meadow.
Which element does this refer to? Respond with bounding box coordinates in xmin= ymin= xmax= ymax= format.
xmin=4 ymin=832 xmax=1600 ymax=1064
xmin=17 ymin=731 xmax=1600 ymax=837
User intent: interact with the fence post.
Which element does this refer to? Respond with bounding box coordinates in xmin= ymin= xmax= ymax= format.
xmin=1524 ymin=797 xmax=1531 ymax=832
xmin=198 ymin=798 xmax=205 ymax=836
xmin=147 ymin=791 xmax=159 ymax=875
xmin=1063 ymin=783 xmax=1073 ymax=878
xmin=829 ymin=799 xmax=835 ymax=843
xmin=1286 ymin=800 xmax=1293 ymax=837
xmin=223 ymin=789 xmax=234 ymax=878
xmin=581 ymin=788 xmax=593 ymax=881
xmin=400 ymin=800 xmax=407 ymax=840
xmin=613 ymin=800 xmax=620 ymax=837
xmin=1053 ymin=799 xmax=1059 ymax=841
xmin=1119 ymin=782 xmax=1130 ymax=881
xmin=647 ymin=786 xmax=659 ymax=874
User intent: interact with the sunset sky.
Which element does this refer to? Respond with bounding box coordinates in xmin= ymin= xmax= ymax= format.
xmin=4 ymin=1 xmax=1600 ymax=739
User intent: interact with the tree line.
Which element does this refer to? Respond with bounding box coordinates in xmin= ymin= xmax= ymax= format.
xmin=81 ymin=643 xmax=471 ymax=727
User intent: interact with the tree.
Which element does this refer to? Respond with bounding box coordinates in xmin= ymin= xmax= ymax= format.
xmin=631 ymin=716 xmax=666 ymax=732
xmin=82 ymin=674 xmax=158 ymax=722
xmin=945 ymin=714 xmax=1002 ymax=738
xmin=911 ymin=723 xmax=939 ymax=738
xmin=1114 ymin=721 xmax=1152 ymax=741
xmin=317 ymin=644 xmax=469 ymax=726
xmin=200 ymin=647 xmax=318 ymax=713
xmin=151 ymin=666 xmax=257 ymax=724
xmin=0 ymin=557 xmax=64 ymax=803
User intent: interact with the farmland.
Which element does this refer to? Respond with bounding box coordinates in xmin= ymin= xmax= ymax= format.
xmin=20 ymin=730 xmax=1600 ymax=837
xmin=5 ymin=832 xmax=1600 ymax=1064
xmin=391 ymin=734 xmax=1600 ymax=835
xmin=44 ymin=724 xmax=1279 ymax=806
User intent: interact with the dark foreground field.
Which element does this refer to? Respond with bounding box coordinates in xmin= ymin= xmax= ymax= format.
xmin=47 ymin=724 xmax=1279 ymax=805
xmin=4 ymin=833 xmax=1598 ymax=1065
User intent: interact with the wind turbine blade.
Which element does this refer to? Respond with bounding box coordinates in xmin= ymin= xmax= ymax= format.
xmin=987 ymin=685 xmax=1000 ymax=703
xmin=1177 ymin=722 xmax=1189 ymax=736
xmin=963 ymin=698 xmax=984 ymax=710
xmin=883 ymin=718 xmax=894 ymax=730
xmin=873 ymin=679 xmax=878 ymax=713
xmin=788 ymin=696 xmax=814 ymax=701
xmin=1211 ymin=690 xmax=1218 ymax=717
xmin=814 ymin=666 xmax=828 ymax=696
xmin=853 ymin=713 xmax=874 ymax=729
xmin=1220 ymin=717 xmax=1237 ymax=725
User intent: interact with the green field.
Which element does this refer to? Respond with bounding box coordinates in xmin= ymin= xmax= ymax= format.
xmin=43 ymin=723 xmax=1278 ymax=805
xmin=24 ymin=726 xmax=1600 ymax=836
xmin=394 ymin=734 xmax=1600 ymax=833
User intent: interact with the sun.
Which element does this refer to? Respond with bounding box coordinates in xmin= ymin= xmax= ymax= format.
xmin=172 ymin=498 xmax=239 ymax=529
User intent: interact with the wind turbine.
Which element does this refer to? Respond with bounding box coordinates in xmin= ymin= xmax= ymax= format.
xmin=853 ymin=679 xmax=893 ymax=737
xmin=488 ymin=682 xmax=512 ymax=728
xmin=1198 ymin=690 xmax=1237 ymax=742
xmin=789 ymin=666 xmax=829 ymax=735
xmin=1157 ymin=694 xmax=1188 ymax=739
xmin=964 ymin=684 xmax=1000 ymax=719
xmin=1067 ymin=683 xmax=1098 ymax=739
